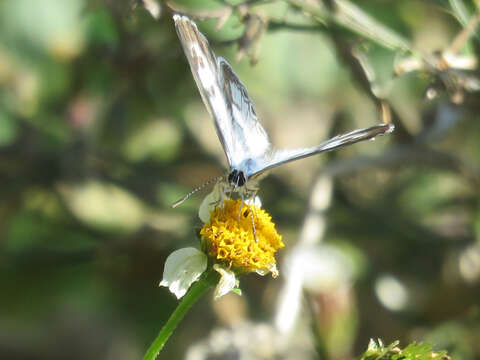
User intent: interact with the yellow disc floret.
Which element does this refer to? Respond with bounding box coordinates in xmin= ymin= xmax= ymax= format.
xmin=200 ymin=199 xmax=284 ymax=277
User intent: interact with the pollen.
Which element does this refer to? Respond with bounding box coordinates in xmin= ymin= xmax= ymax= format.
xmin=200 ymin=199 xmax=284 ymax=277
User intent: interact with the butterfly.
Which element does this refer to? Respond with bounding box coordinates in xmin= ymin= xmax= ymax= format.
xmin=172 ymin=14 xmax=394 ymax=206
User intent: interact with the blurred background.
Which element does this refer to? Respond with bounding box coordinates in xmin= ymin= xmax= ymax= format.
xmin=0 ymin=0 xmax=479 ymax=359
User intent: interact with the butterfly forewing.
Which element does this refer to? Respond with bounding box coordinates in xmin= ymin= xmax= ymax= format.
xmin=174 ymin=15 xmax=270 ymax=169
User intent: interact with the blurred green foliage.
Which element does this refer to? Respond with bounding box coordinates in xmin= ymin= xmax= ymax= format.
xmin=0 ymin=0 xmax=479 ymax=359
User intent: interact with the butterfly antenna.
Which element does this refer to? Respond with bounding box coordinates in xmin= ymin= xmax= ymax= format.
xmin=171 ymin=175 xmax=224 ymax=208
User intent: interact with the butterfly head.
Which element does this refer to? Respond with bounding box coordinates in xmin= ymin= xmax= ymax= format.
xmin=228 ymin=169 xmax=246 ymax=187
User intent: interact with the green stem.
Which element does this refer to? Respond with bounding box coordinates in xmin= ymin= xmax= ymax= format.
xmin=143 ymin=271 xmax=218 ymax=360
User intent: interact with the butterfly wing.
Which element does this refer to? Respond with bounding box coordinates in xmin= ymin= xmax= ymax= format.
xmin=174 ymin=15 xmax=270 ymax=168
xmin=248 ymin=123 xmax=394 ymax=177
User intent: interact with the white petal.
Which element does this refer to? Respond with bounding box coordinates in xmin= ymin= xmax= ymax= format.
xmin=213 ymin=264 xmax=238 ymax=299
xmin=198 ymin=183 xmax=223 ymax=223
xmin=198 ymin=193 xmax=215 ymax=223
xmin=245 ymin=195 xmax=262 ymax=208
xmin=160 ymin=247 xmax=207 ymax=299
xmin=255 ymin=263 xmax=278 ymax=277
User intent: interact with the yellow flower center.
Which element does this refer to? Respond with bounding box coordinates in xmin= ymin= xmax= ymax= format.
xmin=200 ymin=199 xmax=284 ymax=277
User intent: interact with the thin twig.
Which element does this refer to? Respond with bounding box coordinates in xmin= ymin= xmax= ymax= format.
xmin=286 ymin=0 xmax=413 ymax=52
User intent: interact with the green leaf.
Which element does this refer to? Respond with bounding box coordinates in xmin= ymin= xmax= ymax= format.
xmin=357 ymin=339 xmax=448 ymax=360
xmin=392 ymin=342 xmax=448 ymax=360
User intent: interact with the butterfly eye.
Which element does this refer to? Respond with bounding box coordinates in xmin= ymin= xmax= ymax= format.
xmin=228 ymin=170 xmax=246 ymax=187
xmin=237 ymin=172 xmax=246 ymax=187
xmin=228 ymin=170 xmax=237 ymax=184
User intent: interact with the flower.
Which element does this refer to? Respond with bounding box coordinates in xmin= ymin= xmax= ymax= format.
xmin=161 ymin=189 xmax=283 ymax=300
xmin=200 ymin=199 xmax=284 ymax=277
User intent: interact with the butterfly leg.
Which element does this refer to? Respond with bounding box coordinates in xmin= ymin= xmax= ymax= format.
xmin=244 ymin=183 xmax=259 ymax=207
xmin=215 ymin=181 xmax=229 ymax=208
xmin=204 ymin=181 xmax=228 ymax=214
xmin=241 ymin=186 xmax=259 ymax=242
xmin=248 ymin=190 xmax=260 ymax=242
xmin=228 ymin=181 xmax=237 ymax=204
xmin=239 ymin=200 xmax=258 ymax=242
xmin=250 ymin=204 xmax=258 ymax=242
